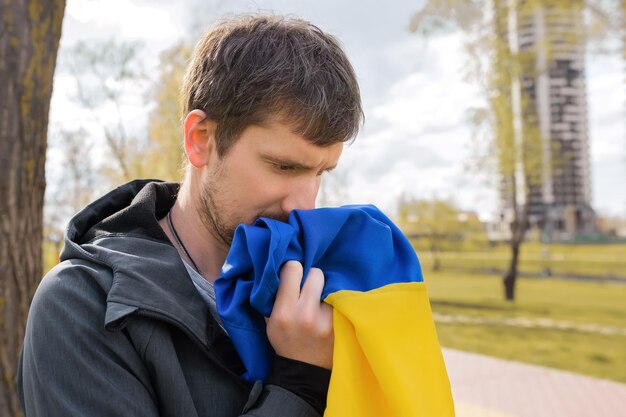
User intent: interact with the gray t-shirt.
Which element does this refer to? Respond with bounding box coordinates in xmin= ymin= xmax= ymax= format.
xmin=182 ymin=260 xmax=226 ymax=332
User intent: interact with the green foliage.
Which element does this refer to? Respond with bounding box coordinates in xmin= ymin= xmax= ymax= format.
xmin=411 ymin=0 xmax=622 ymax=196
xmin=45 ymin=40 xmax=191 ymax=252
xmin=426 ymin=271 xmax=626 ymax=382
xmin=145 ymin=42 xmax=192 ymax=183
xmin=409 ymin=0 xmax=614 ymax=299
xmin=398 ymin=197 xmax=487 ymax=270
xmin=61 ymin=39 xmax=191 ymax=186
xmin=408 ymin=0 xmax=483 ymax=35
xmin=398 ymin=198 xmax=464 ymax=241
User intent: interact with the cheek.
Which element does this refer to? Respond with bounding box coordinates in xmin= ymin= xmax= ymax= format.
xmin=230 ymin=163 xmax=285 ymax=206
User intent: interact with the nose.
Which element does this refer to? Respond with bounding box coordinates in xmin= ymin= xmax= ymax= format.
xmin=280 ymin=176 xmax=319 ymax=214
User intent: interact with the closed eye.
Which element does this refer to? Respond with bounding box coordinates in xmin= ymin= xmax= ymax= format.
xmin=274 ymin=164 xmax=298 ymax=172
xmin=263 ymin=155 xmax=336 ymax=176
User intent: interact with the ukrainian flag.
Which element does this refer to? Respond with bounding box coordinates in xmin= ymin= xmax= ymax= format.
xmin=215 ymin=205 xmax=455 ymax=417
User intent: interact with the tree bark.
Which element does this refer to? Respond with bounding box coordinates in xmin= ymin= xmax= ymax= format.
xmin=432 ymin=253 xmax=441 ymax=272
xmin=503 ymin=191 xmax=531 ymax=301
xmin=503 ymin=237 xmax=521 ymax=301
xmin=430 ymin=242 xmax=441 ymax=272
xmin=0 ymin=1 xmax=66 ymax=415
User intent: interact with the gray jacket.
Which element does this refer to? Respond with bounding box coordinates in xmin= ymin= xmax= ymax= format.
xmin=18 ymin=180 xmax=321 ymax=417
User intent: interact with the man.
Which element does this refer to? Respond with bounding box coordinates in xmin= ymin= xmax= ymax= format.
xmin=18 ymin=15 xmax=363 ymax=417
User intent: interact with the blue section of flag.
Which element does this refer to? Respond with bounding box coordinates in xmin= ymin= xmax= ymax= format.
xmin=214 ymin=204 xmax=423 ymax=382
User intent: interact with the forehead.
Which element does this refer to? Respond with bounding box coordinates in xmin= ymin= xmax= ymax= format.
xmin=236 ymin=122 xmax=344 ymax=167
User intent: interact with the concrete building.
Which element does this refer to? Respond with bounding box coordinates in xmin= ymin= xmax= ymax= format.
xmin=497 ymin=1 xmax=595 ymax=242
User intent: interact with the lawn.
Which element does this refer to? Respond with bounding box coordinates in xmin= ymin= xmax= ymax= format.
xmin=425 ymin=271 xmax=626 ymax=383
xmin=414 ymin=242 xmax=626 ymax=278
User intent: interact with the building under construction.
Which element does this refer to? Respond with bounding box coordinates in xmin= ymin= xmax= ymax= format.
xmin=495 ymin=1 xmax=596 ymax=241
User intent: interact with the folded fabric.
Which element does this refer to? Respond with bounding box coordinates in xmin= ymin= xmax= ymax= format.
xmin=215 ymin=205 xmax=455 ymax=416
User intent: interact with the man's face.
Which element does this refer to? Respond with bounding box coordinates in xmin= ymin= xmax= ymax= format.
xmin=197 ymin=122 xmax=343 ymax=246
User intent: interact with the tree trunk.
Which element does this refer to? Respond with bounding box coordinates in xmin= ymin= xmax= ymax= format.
xmin=503 ymin=194 xmax=530 ymax=301
xmin=432 ymin=254 xmax=441 ymax=272
xmin=0 ymin=1 xmax=66 ymax=416
xmin=503 ymin=237 xmax=521 ymax=300
xmin=430 ymin=244 xmax=441 ymax=272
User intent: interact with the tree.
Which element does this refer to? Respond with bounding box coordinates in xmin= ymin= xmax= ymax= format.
xmin=61 ymin=39 xmax=191 ymax=187
xmin=398 ymin=196 xmax=485 ymax=271
xmin=45 ymin=127 xmax=98 ymax=243
xmin=490 ymin=0 xmax=548 ymax=300
xmin=144 ymin=42 xmax=192 ymax=182
xmin=410 ymin=0 xmax=598 ymax=300
xmin=63 ymin=39 xmax=149 ymax=184
xmin=0 ymin=1 xmax=66 ymax=415
xmin=57 ymin=128 xmax=97 ymax=214
xmin=622 ymin=1 xmax=626 ymax=195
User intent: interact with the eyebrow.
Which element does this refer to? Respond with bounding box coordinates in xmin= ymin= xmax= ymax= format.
xmin=261 ymin=155 xmax=337 ymax=172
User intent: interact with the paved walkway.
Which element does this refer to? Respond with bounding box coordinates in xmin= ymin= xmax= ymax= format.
xmin=443 ymin=349 xmax=626 ymax=417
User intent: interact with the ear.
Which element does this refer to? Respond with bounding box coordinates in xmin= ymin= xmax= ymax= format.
xmin=183 ymin=109 xmax=217 ymax=168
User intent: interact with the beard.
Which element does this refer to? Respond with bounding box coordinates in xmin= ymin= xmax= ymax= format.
xmin=198 ymin=182 xmax=237 ymax=247
xmin=197 ymin=166 xmax=289 ymax=248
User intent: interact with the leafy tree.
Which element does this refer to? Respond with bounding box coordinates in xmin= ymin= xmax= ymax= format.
xmin=0 ymin=0 xmax=66 ymax=415
xmin=145 ymin=42 xmax=192 ymax=182
xmin=57 ymin=128 xmax=97 ymax=214
xmin=45 ymin=127 xmax=98 ymax=244
xmin=62 ymin=40 xmax=191 ymax=186
xmin=63 ymin=38 xmax=149 ymax=184
xmin=43 ymin=40 xmax=197 ymax=270
xmin=398 ymin=196 xmax=486 ymax=271
xmin=410 ymin=0 xmax=603 ymax=300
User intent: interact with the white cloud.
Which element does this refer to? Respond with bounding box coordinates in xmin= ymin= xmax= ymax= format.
xmin=587 ymin=51 xmax=626 ymax=217
xmin=338 ymin=31 xmax=494 ymax=218
xmin=66 ymin=0 xmax=183 ymax=41
xmin=48 ymin=0 xmax=625 ymax=221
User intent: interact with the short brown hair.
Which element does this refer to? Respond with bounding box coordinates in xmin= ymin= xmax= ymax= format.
xmin=182 ymin=14 xmax=363 ymax=156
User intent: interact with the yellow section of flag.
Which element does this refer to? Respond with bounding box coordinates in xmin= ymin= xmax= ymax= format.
xmin=324 ymin=282 xmax=455 ymax=417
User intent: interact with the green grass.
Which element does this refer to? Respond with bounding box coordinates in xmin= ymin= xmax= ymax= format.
xmin=425 ymin=271 xmax=626 ymax=383
xmin=415 ymin=242 xmax=626 ymax=278
xmin=436 ymin=323 xmax=626 ymax=383
xmin=425 ymin=272 xmax=626 ymax=327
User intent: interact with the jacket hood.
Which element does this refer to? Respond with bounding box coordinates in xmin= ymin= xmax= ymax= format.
xmin=60 ymin=179 xmax=212 ymax=345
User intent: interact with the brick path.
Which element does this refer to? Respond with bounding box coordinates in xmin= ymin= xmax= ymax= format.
xmin=443 ymin=349 xmax=626 ymax=417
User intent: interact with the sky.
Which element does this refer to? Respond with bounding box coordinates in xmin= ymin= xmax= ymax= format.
xmin=47 ymin=0 xmax=626 ymax=221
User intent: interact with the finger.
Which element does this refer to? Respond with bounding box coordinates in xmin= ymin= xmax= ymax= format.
xmin=300 ymin=267 xmax=325 ymax=306
xmin=274 ymin=261 xmax=304 ymax=311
